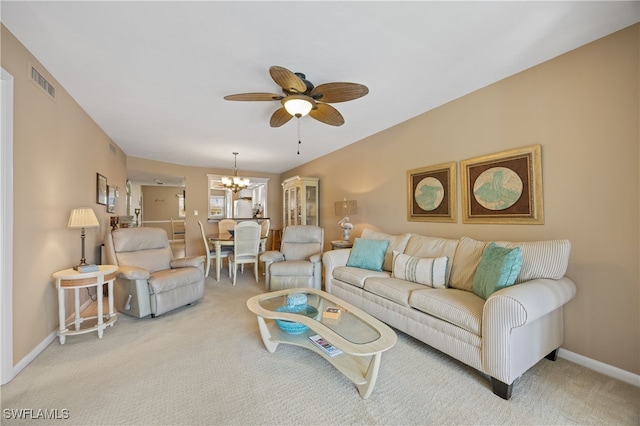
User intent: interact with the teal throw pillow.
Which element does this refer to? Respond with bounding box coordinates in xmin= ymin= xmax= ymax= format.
xmin=472 ymin=243 xmax=523 ymax=300
xmin=346 ymin=238 xmax=390 ymax=272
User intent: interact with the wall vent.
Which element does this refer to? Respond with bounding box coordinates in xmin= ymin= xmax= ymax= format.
xmin=29 ymin=65 xmax=55 ymax=99
xmin=109 ymin=143 xmax=117 ymax=155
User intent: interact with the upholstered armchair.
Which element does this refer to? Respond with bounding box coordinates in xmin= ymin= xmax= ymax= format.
xmin=260 ymin=225 xmax=324 ymax=291
xmin=104 ymin=227 xmax=205 ymax=318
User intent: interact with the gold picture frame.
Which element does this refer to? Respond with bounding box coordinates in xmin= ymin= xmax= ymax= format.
xmin=407 ymin=161 xmax=456 ymax=222
xmin=460 ymin=145 xmax=543 ymax=224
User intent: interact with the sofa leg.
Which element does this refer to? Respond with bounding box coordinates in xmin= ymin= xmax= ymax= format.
xmin=545 ymin=348 xmax=559 ymax=361
xmin=491 ymin=377 xmax=513 ymax=400
xmin=151 ymin=313 xmax=156 ymax=318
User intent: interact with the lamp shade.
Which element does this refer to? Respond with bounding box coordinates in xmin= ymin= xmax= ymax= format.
xmin=68 ymin=208 xmax=100 ymax=229
xmin=283 ymin=95 xmax=313 ymax=117
xmin=334 ymin=200 xmax=358 ymax=217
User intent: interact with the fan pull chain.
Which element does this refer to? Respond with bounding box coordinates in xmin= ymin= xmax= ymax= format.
xmin=297 ymin=118 xmax=301 ymax=155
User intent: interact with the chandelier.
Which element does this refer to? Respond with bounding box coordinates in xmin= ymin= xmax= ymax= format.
xmin=221 ymin=152 xmax=250 ymax=193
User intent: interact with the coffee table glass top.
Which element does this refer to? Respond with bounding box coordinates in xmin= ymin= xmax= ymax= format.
xmin=257 ymin=290 xmax=381 ymax=345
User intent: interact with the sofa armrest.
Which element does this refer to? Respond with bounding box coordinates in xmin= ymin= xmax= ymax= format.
xmin=484 ymin=277 xmax=577 ymax=325
xmin=482 ymin=277 xmax=577 ymax=384
xmin=117 ymin=265 xmax=150 ymax=280
xmin=310 ymin=252 xmax=322 ymax=263
xmin=170 ymin=256 xmax=205 ymax=269
xmin=322 ymin=249 xmax=352 ymax=292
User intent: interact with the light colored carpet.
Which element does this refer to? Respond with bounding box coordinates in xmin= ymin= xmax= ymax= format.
xmin=1 ymin=272 xmax=638 ymax=425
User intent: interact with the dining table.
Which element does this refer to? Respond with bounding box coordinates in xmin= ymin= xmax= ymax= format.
xmin=207 ymin=232 xmax=267 ymax=282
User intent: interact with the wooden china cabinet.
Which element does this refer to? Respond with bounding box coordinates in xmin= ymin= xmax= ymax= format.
xmin=282 ymin=176 xmax=319 ymax=227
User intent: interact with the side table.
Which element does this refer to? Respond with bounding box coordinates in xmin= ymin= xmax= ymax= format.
xmin=331 ymin=240 xmax=354 ymax=250
xmin=52 ymin=265 xmax=118 ymax=344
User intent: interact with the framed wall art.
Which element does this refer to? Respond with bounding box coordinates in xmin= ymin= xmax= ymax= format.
xmin=107 ymin=185 xmax=116 ymax=213
xmin=96 ymin=173 xmax=107 ymax=205
xmin=460 ymin=144 xmax=543 ymax=224
xmin=407 ymin=161 xmax=456 ymax=222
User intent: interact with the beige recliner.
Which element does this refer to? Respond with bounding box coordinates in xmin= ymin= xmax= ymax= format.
xmin=260 ymin=225 xmax=324 ymax=291
xmin=104 ymin=227 xmax=205 ymax=318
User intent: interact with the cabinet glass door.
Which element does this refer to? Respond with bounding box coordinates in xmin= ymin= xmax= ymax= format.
xmin=306 ymin=186 xmax=317 ymax=225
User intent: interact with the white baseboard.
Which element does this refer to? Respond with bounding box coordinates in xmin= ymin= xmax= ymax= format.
xmin=559 ymin=348 xmax=640 ymax=387
xmin=10 ymin=298 xmax=94 ymax=381
xmin=13 ymin=330 xmax=56 ymax=378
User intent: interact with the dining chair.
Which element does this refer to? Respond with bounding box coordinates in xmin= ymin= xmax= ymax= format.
xmin=259 ymin=219 xmax=271 ymax=254
xmin=218 ymin=219 xmax=237 ymax=234
xmin=198 ymin=220 xmax=230 ymax=277
xmin=171 ymin=218 xmax=186 ymax=241
xmin=228 ymin=221 xmax=261 ymax=285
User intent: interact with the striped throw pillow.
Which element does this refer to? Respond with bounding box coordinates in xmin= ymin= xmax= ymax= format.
xmin=392 ymin=251 xmax=449 ymax=288
xmin=495 ymin=239 xmax=571 ymax=284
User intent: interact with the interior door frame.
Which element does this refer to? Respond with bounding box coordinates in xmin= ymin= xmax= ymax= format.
xmin=1 ymin=67 xmax=15 ymax=384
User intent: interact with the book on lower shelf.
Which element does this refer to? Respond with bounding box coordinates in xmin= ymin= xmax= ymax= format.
xmin=308 ymin=334 xmax=342 ymax=357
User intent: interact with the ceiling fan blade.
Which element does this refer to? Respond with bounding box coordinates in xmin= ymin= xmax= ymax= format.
xmin=269 ymin=66 xmax=307 ymax=94
xmin=270 ymin=107 xmax=294 ymax=128
xmin=310 ymin=83 xmax=369 ymax=103
xmin=309 ymin=103 xmax=345 ymax=126
xmin=224 ymin=93 xmax=283 ymax=101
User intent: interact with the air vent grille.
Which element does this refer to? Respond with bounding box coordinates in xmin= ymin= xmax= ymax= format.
xmin=30 ymin=66 xmax=55 ymax=98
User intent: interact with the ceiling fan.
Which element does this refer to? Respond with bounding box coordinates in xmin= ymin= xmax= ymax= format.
xmin=224 ymin=66 xmax=369 ymax=127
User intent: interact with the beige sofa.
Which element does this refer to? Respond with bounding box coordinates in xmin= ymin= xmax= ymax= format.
xmin=104 ymin=227 xmax=205 ymax=318
xmin=322 ymin=228 xmax=576 ymax=399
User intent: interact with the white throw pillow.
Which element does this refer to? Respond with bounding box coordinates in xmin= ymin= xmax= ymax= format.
xmin=392 ymin=251 xmax=449 ymax=288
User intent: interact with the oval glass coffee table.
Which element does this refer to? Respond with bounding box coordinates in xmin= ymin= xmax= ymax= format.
xmin=246 ymin=288 xmax=397 ymax=399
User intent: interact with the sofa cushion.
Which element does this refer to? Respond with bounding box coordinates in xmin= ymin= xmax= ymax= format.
xmin=450 ymin=237 xmax=572 ymax=292
xmin=494 ymin=239 xmax=571 ymax=284
xmin=449 ymin=236 xmax=488 ymax=291
xmin=364 ymin=277 xmax=425 ymax=306
xmin=346 ymin=238 xmax=389 ymax=271
xmin=472 ymin=243 xmax=523 ymax=299
xmin=409 ymin=287 xmax=485 ymax=336
xmin=392 ymin=252 xmax=449 ymax=288
xmin=333 ymin=266 xmax=390 ymax=288
xmin=361 ymin=228 xmax=411 ymax=272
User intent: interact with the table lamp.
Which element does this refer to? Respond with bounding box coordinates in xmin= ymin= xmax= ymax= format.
xmin=334 ymin=199 xmax=358 ymax=241
xmin=68 ymin=208 xmax=100 ymax=271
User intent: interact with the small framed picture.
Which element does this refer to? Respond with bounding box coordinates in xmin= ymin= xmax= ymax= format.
xmin=96 ymin=173 xmax=107 ymax=205
xmin=107 ymin=185 xmax=116 ymax=213
xmin=407 ymin=161 xmax=457 ymax=222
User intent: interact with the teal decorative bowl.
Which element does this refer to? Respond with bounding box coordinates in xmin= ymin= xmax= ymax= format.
xmin=274 ymin=305 xmax=319 ymax=334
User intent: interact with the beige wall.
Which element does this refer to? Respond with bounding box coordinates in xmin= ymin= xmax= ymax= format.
xmin=285 ymin=25 xmax=639 ymax=375
xmin=2 ymin=25 xmax=128 ymax=363
xmin=140 ymin=185 xmax=184 ymax=237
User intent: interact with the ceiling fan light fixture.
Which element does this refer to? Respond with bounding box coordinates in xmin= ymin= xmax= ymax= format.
xmin=283 ymin=95 xmax=313 ymax=117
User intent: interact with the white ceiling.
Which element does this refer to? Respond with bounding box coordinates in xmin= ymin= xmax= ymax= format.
xmin=2 ymin=1 xmax=638 ymax=177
